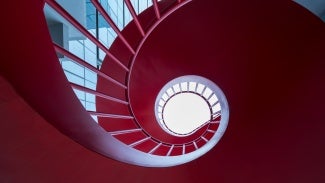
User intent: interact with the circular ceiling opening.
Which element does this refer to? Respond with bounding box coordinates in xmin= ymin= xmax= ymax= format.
xmin=163 ymin=93 xmax=210 ymax=135
xmin=155 ymin=75 xmax=227 ymax=136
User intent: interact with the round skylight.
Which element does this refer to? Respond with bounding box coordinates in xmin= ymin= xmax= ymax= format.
xmin=163 ymin=93 xmax=211 ymax=134
xmin=155 ymin=75 xmax=226 ymax=136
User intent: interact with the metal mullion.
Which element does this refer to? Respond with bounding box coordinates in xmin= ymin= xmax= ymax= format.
xmin=201 ymin=86 xmax=207 ymax=96
xmin=62 ymin=68 xmax=86 ymax=81
xmin=194 ymin=82 xmax=199 ymax=93
xmin=207 ymin=92 xmax=214 ymax=101
xmin=171 ymin=86 xmax=176 ymax=94
xmin=77 ymin=40 xmax=97 ymax=55
xmin=54 ymin=43 xmax=127 ymax=89
xmin=45 ymin=0 xmax=129 ymax=72
xmin=211 ymin=100 xmax=220 ymax=107
xmin=91 ymin=0 xmax=135 ymax=54
xmin=165 ymin=91 xmax=170 ymax=98
xmin=179 ymin=83 xmax=182 ymax=93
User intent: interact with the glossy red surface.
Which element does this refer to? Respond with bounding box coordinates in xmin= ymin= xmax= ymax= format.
xmin=1 ymin=0 xmax=325 ymax=182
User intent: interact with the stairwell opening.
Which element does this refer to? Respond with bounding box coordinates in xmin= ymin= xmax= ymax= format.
xmin=155 ymin=75 xmax=227 ymax=136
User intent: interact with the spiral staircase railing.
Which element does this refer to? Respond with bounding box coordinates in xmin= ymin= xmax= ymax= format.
xmin=43 ymin=0 xmax=227 ymax=165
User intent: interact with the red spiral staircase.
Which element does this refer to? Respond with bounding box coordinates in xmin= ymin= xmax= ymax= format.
xmin=1 ymin=0 xmax=325 ymax=181
xmin=42 ymin=0 xmax=228 ymax=166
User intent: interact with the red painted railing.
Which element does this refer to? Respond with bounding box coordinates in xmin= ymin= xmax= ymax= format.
xmin=44 ymin=0 xmax=221 ymax=156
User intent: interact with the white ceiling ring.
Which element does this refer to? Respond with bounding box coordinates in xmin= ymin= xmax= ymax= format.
xmin=155 ymin=75 xmax=229 ymax=138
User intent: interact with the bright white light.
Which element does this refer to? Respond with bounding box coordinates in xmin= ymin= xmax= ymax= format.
xmin=163 ymin=93 xmax=210 ymax=135
xmin=155 ymin=75 xmax=228 ymax=137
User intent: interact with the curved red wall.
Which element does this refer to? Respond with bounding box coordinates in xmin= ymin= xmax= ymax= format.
xmin=1 ymin=0 xmax=325 ymax=182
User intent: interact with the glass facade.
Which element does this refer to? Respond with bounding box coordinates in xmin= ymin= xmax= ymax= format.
xmin=44 ymin=0 xmax=155 ymax=122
